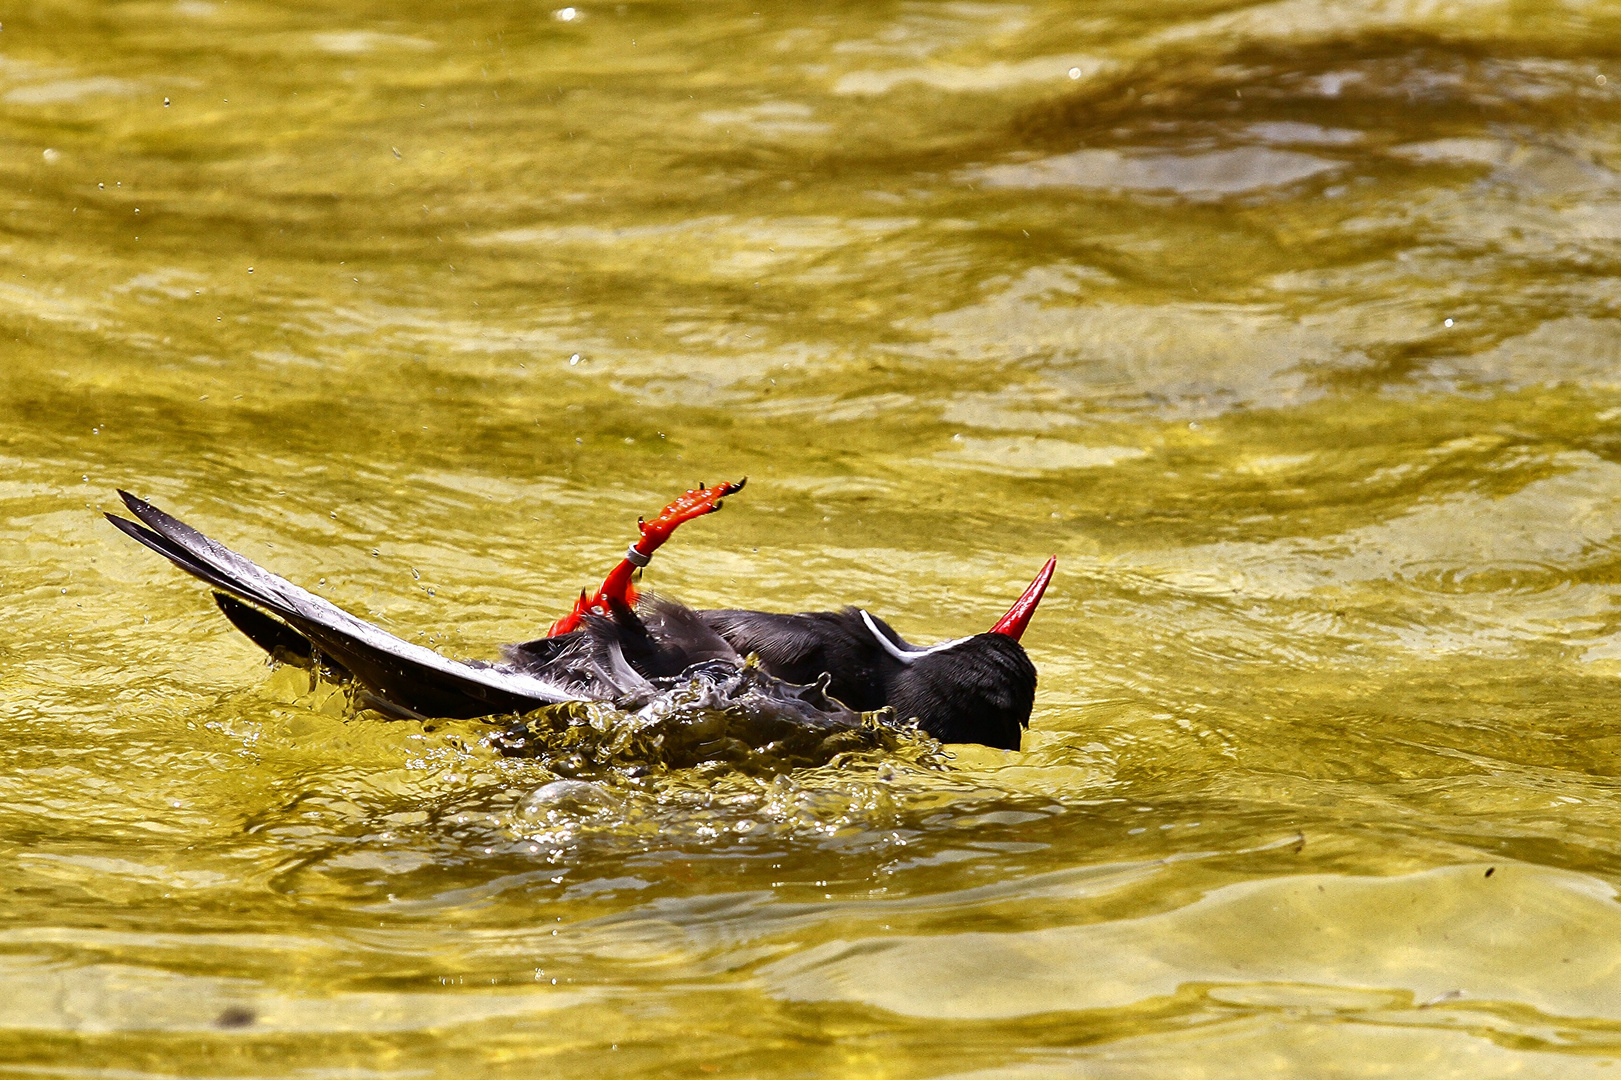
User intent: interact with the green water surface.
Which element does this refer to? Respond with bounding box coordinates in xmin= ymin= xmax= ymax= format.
xmin=3 ymin=0 xmax=1621 ymax=1075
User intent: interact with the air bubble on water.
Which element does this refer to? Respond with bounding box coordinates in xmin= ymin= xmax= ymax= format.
xmin=1444 ymin=318 xmax=1454 ymax=327
xmin=553 ymin=6 xmax=579 ymax=21
xmin=1601 ymin=75 xmax=1608 ymax=86
xmin=1068 ymin=67 xmax=1081 ymax=80
xmin=42 ymin=148 xmax=59 ymax=163
xmin=164 ymin=97 xmax=171 ymax=106
xmin=247 ymin=267 xmax=253 ymax=273
xmin=411 ymin=567 xmax=421 ymax=580
xmin=569 ymin=353 xmax=581 ymax=365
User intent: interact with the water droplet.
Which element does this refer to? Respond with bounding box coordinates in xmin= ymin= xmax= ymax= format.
xmin=247 ymin=267 xmax=253 ymax=273
xmin=1444 ymin=318 xmax=1454 ymax=327
xmin=1068 ymin=67 xmax=1081 ymax=80
xmin=553 ymin=6 xmax=578 ymax=20
xmin=392 ymin=147 xmax=401 ymax=159
xmin=42 ymin=148 xmax=59 ymax=163
xmin=568 ymin=353 xmax=581 ymax=365
xmin=163 ymin=97 xmax=171 ymax=106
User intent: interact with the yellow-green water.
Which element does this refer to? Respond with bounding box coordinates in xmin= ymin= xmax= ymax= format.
xmin=3 ymin=0 xmax=1621 ymax=1074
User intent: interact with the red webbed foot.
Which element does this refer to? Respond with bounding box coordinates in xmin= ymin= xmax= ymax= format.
xmin=547 ymin=479 xmax=746 ymax=637
xmin=636 ymin=478 xmax=746 ymax=551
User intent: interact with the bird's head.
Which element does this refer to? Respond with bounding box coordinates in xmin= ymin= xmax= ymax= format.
xmin=863 ymin=557 xmax=1054 ymax=750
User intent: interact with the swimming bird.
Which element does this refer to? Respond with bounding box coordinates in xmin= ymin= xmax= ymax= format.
xmin=105 ymin=482 xmax=1052 ymax=749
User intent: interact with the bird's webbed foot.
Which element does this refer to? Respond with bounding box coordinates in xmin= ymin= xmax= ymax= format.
xmin=546 ymin=479 xmax=746 ymax=637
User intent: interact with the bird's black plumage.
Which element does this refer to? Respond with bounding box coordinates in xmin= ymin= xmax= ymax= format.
xmin=106 ymin=490 xmax=1045 ymax=748
xmin=885 ymin=633 xmax=1035 ymax=751
xmin=702 ymin=609 xmax=1035 ymax=749
xmin=701 ymin=608 xmax=898 ymax=710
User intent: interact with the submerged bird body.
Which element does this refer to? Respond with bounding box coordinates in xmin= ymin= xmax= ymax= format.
xmin=702 ymin=609 xmax=1036 ymax=749
xmin=107 ymin=484 xmax=1052 ymax=748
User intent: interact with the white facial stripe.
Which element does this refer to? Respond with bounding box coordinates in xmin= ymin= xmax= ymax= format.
xmin=859 ymin=610 xmax=968 ymax=665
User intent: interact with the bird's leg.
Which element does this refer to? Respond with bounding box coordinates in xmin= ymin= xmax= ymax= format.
xmin=547 ymin=478 xmax=746 ymax=636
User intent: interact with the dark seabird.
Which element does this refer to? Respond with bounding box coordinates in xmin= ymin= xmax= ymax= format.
xmin=106 ymin=482 xmax=1051 ymax=749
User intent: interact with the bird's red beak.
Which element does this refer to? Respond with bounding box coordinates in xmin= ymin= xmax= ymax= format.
xmin=988 ymin=556 xmax=1056 ymax=641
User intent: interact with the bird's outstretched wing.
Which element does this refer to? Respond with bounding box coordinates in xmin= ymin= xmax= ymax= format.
xmin=106 ymin=490 xmax=573 ymax=719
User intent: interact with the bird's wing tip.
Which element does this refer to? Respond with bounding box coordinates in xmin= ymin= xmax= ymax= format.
xmin=104 ymin=511 xmax=150 ymax=538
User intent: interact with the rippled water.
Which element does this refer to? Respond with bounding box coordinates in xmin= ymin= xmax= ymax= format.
xmin=3 ymin=0 xmax=1621 ymax=1074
